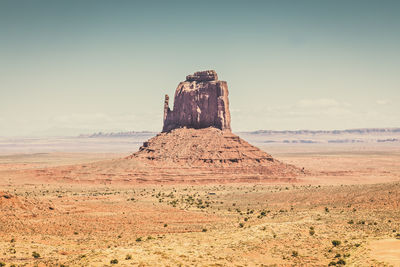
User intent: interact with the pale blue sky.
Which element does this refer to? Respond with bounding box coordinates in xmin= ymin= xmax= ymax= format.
xmin=0 ymin=0 xmax=399 ymax=136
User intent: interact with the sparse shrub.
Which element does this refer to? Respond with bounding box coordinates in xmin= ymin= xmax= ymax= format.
xmin=309 ymin=229 xmax=315 ymax=236
xmin=292 ymin=250 xmax=298 ymax=257
xmin=354 ymin=243 xmax=361 ymax=247
xmin=244 ymin=217 xmax=248 ymax=221
xmin=32 ymin=251 xmax=40 ymax=258
xmin=337 ymin=258 xmax=346 ymax=265
xmin=239 ymin=223 xmax=244 ymax=228
xmin=0 ymin=262 xmax=5 ymax=267
xmin=325 ymin=207 xmax=329 ymax=212
xmin=125 ymin=254 xmax=132 ymax=260
xmin=332 ymin=240 xmax=341 ymax=247
xmin=347 ymin=220 xmax=354 ymax=224
xmin=328 ymin=261 xmax=337 ymax=266
xmin=136 ymin=237 xmax=142 ymax=242
xmin=202 ymin=228 xmax=207 ymax=232
xmin=164 ymin=223 xmax=168 ymax=227
xmin=335 ymin=253 xmax=341 ymax=258
xmin=395 ymin=233 xmax=400 ymax=239
xmin=110 ymin=259 xmax=118 ymax=264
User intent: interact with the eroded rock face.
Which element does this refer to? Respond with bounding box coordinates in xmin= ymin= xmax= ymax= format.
xmin=162 ymin=70 xmax=231 ymax=132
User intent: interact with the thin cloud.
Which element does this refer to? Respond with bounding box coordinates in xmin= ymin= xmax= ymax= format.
xmin=376 ymin=99 xmax=390 ymax=105
xmin=296 ymin=98 xmax=341 ymax=108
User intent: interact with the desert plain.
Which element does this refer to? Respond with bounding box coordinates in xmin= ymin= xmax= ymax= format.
xmin=0 ymin=132 xmax=400 ymax=267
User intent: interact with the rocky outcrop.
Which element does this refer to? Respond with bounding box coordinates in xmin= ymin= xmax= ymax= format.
xmin=162 ymin=70 xmax=231 ymax=132
xmin=134 ymin=127 xmax=275 ymax=166
xmin=128 ymin=127 xmax=302 ymax=181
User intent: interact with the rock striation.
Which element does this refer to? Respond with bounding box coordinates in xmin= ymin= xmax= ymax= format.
xmin=162 ymin=70 xmax=231 ymax=132
xmin=126 ymin=127 xmax=301 ymax=182
xmin=134 ymin=127 xmax=275 ymax=166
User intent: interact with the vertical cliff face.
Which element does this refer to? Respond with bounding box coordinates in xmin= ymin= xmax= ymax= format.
xmin=162 ymin=70 xmax=231 ymax=132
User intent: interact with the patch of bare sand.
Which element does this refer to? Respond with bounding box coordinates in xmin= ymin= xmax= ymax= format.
xmin=369 ymin=238 xmax=400 ymax=266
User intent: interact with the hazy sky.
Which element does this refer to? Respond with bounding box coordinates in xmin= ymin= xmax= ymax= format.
xmin=1 ymin=0 xmax=399 ymax=136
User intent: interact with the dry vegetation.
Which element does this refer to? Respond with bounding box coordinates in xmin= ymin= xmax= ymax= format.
xmin=0 ymin=145 xmax=400 ymax=266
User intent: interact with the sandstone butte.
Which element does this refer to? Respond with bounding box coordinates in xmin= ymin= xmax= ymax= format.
xmin=162 ymin=70 xmax=231 ymax=132
xmin=30 ymin=71 xmax=302 ymax=184
xmin=126 ymin=70 xmax=303 ymax=183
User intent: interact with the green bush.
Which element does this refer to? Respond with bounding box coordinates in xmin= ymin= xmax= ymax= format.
xmin=32 ymin=251 xmax=41 ymax=258
xmin=125 ymin=254 xmax=132 ymax=260
xmin=332 ymin=240 xmax=341 ymax=247
xmin=110 ymin=259 xmax=118 ymax=264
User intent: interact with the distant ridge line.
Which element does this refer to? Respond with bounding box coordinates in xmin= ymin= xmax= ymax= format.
xmin=79 ymin=128 xmax=400 ymax=138
xmin=78 ymin=131 xmax=154 ymax=138
xmin=246 ymin=128 xmax=400 ymax=135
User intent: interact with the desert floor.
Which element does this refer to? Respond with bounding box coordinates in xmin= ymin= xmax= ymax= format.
xmin=1 ymin=143 xmax=400 ymax=266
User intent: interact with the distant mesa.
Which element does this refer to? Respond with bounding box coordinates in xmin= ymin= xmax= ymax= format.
xmin=162 ymin=70 xmax=231 ymax=132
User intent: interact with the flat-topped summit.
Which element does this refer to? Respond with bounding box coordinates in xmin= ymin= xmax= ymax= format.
xmin=162 ymin=70 xmax=231 ymax=132
xmin=185 ymin=70 xmax=218 ymax=82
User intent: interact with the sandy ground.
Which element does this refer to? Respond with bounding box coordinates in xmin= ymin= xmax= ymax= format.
xmin=0 ymin=144 xmax=400 ymax=266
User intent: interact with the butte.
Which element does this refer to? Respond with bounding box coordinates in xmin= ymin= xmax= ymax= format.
xmin=32 ymin=71 xmax=301 ymax=184
xmin=126 ymin=70 xmax=302 ymax=183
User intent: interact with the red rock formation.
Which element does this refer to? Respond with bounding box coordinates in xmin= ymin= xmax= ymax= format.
xmin=127 ymin=127 xmax=302 ymax=182
xmin=162 ymin=70 xmax=231 ymax=132
xmin=30 ymin=70 xmax=303 ymax=184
